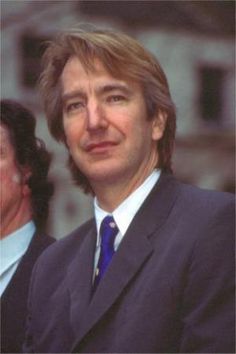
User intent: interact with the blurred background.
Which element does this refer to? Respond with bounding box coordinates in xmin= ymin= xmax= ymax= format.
xmin=1 ymin=0 xmax=235 ymax=239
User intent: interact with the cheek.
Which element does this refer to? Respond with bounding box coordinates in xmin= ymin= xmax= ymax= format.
xmin=0 ymin=162 xmax=21 ymax=188
xmin=0 ymin=168 xmax=20 ymax=208
xmin=127 ymin=120 xmax=152 ymax=146
xmin=63 ymin=120 xmax=84 ymax=148
xmin=119 ymin=103 xmax=149 ymax=139
xmin=0 ymin=165 xmax=12 ymax=185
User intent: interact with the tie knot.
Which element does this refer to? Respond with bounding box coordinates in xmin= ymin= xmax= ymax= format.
xmin=100 ymin=216 xmax=118 ymax=246
xmin=101 ymin=215 xmax=117 ymax=230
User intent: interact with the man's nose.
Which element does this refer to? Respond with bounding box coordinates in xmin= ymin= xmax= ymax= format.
xmin=86 ymin=101 xmax=108 ymax=131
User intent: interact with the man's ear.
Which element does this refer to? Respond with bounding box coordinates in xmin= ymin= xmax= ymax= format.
xmin=152 ymin=110 xmax=167 ymax=141
xmin=20 ymin=166 xmax=32 ymax=196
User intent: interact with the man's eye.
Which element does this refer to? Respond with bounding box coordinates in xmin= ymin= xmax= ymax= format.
xmin=65 ymin=102 xmax=84 ymax=113
xmin=107 ymin=95 xmax=126 ymax=103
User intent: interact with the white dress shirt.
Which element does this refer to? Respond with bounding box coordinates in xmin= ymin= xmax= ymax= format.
xmin=93 ymin=169 xmax=161 ymax=274
xmin=0 ymin=221 xmax=35 ymax=296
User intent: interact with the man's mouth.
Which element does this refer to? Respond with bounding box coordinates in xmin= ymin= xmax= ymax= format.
xmin=85 ymin=141 xmax=117 ymax=153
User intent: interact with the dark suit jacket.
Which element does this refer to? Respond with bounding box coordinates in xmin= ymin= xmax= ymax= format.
xmin=1 ymin=232 xmax=54 ymax=353
xmin=23 ymin=174 xmax=235 ymax=353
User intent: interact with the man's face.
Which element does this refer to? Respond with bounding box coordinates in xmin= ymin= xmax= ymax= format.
xmin=61 ymin=57 xmax=165 ymax=191
xmin=0 ymin=124 xmax=25 ymax=224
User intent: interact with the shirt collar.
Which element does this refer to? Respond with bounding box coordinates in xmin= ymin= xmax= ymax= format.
xmin=0 ymin=221 xmax=36 ymax=276
xmin=94 ymin=169 xmax=161 ymax=245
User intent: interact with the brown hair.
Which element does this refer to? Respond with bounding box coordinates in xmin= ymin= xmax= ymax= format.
xmin=40 ymin=27 xmax=176 ymax=193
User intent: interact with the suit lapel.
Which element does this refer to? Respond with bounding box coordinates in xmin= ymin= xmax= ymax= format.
xmin=67 ymin=222 xmax=97 ymax=336
xmin=1 ymin=232 xmax=54 ymax=304
xmin=73 ymin=226 xmax=153 ymax=347
xmin=71 ymin=173 xmax=179 ymax=349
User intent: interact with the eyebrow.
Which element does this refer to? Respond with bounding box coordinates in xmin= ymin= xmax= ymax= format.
xmin=97 ymin=83 xmax=133 ymax=96
xmin=62 ymin=83 xmax=133 ymax=104
xmin=62 ymin=90 xmax=86 ymax=105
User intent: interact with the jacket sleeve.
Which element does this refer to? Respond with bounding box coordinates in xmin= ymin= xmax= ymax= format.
xmin=179 ymin=198 xmax=235 ymax=353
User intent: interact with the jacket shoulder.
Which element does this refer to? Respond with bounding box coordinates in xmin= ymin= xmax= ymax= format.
xmin=34 ymin=218 xmax=95 ymax=267
xmin=177 ymin=180 xmax=234 ymax=213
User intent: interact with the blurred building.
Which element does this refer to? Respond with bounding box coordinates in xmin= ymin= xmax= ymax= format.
xmin=1 ymin=0 xmax=235 ymax=238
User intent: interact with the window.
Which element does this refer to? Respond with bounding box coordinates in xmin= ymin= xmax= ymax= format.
xmin=199 ymin=66 xmax=225 ymax=123
xmin=20 ymin=34 xmax=49 ymax=89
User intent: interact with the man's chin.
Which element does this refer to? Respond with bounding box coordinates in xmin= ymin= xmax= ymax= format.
xmin=86 ymin=168 xmax=123 ymax=185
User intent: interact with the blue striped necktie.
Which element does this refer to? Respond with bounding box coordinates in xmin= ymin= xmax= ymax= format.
xmin=93 ymin=215 xmax=118 ymax=291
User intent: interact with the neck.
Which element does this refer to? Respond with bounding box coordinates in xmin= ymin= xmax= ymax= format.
xmin=0 ymin=200 xmax=32 ymax=239
xmin=93 ymin=156 xmax=157 ymax=212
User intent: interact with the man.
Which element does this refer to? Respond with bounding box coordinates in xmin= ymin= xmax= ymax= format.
xmin=0 ymin=100 xmax=55 ymax=353
xmin=24 ymin=28 xmax=234 ymax=353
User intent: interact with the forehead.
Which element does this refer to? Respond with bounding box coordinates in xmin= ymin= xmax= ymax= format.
xmin=0 ymin=124 xmax=16 ymax=159
xmin=62 ymin=56 xmax=115 ymax=83
xmin=0 ymin=124 xmax=11 ymax=146
xmin=61 ymin=56 xmax=142 ymax=96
